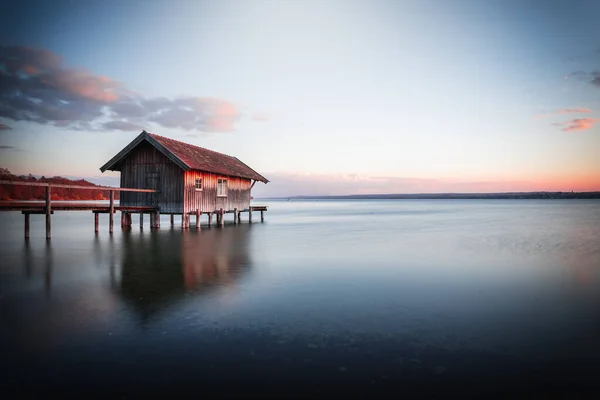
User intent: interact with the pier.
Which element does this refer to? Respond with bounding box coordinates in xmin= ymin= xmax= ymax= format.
xmin=0 ymin=181 xmax=267 ymax=239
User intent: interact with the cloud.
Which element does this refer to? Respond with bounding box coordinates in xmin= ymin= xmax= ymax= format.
xmin=564 ymin=70 xmax=600 ymax=88
xmin=557 ymin=108 xmax=592 ymax=114
xmin=553 ymin=118 xmax=599 ymax=132
xmin=592 ymin=73 xmax=600 ymax=88
xmin=0 ymin=45 xmax=244 ymax=133
xmin=0 ymin=145 xmax=16 ymax=149
xmin=0 ymin=123 xmax=11 ymax=130
xmin=252 ymin=113 xmax=269 ymax=122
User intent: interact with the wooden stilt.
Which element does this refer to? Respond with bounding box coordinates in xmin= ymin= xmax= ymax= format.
xmin=233 ymin=208 xmax=238 ymax=224
xmin=155 ymin=211 xmax=160 ymax=229
xmin=181 ymin=214 xmax=185 ymax=229
xmin=121 ymin=212 xmax=127 ymax=228
xmin=109 ymin=190 xmax=114 ymax=234
xmin=45 ymin=186 xmax=51 ymax=239
xmin=94 ymin=212 xmax=99 ymax=233
xmin=126 ymin=213 xmax=132 ymax=226
xmin=139 ymin=213 xmax=143 ymax=229
xmin=237 ymin=211 xmax=241 ymax=223
xmin=171 ymin=214 xmax=174 ymax=226
xmin=220 ymin=208 xmax=224 ymax=227
xmin=261 ymin=210 xmax=264 ymax=222
xmin=249 ymin=208 xmax=252 ymax=223
xmin=25 ymin=213 xmax=30 ymax=239
xmin=208 ymin=212 xmax=213 ymax=227
xmin=196 ymin=209 xmax=201 ymax=230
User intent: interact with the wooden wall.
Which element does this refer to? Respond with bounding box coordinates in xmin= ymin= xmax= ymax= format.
xmin=119 ymin=142 xmax=184 ymax=213
xmin=183 ymin=171 xmax=252 ymax=214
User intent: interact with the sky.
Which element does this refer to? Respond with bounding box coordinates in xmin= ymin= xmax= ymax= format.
xmin=0 ymin=0 xmax=599 ymax=196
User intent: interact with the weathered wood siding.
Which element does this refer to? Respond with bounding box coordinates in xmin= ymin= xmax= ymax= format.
xmin=183 ymin=171 xmax=251 ymax=214
xmin=119 ymin=141 xmax=184 ymax=213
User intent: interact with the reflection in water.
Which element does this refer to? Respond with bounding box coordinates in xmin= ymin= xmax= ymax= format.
xmin=118 ymin=226 xmax=252 ymax=321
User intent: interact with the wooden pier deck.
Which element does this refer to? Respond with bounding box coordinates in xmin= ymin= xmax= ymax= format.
xmin=0 ymin=180 xmax=267 ymax=239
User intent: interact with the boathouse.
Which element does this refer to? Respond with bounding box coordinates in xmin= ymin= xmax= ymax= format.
xmin=100 ymin=130 xmax=269 ymax=226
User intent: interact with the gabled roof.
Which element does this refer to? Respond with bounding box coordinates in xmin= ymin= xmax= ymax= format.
xmin=100 ymin=131 xmax=269 ymax=183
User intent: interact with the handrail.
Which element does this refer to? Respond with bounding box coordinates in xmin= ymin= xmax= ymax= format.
xmin=0 ymin=180 xmax=158 ymax=193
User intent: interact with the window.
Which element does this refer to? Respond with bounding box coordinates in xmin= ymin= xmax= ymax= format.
xmin=217 ymin=178 xmax=228 ymax=197
xmin=195 ymin=178 xmax=202 ymax=191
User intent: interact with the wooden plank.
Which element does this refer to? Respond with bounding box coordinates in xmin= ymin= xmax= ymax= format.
xmin=45 ymin=186 xmax=51 ymax=239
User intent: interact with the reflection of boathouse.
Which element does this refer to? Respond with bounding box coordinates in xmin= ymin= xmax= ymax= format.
xmin=118 ymin=227 xmax=253 ymax=320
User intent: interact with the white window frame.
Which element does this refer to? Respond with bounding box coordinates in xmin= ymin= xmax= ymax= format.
xmin=217 ymin=178 xmax=228 ymax=197
xmin=195 ymin=178 xmax=202 ymax=191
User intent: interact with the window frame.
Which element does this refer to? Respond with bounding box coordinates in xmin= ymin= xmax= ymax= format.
xmin=195 ymin=178 xmax=202 ymax=191
xmin=217 ymin=178 xmax=228 ymax=197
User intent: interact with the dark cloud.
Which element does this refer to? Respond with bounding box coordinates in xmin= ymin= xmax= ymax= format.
xmin=565 ymin=70 xmax=600 ymax=88
xmin=0 ymin=145 xmax=15 ymax=149
xmin=0 ymin=45 xmax=243 ymax=133
xmin=0 ymin=123 xmax=11 ymax=130
xmin=592 ymin=72 xmax=600 ymax=87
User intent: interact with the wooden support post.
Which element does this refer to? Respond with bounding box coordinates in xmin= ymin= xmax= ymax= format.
xmin=94 ymin=212 xmax=99 ymax=233
xmin=126 ymin=213 xmax=132 ymax=226
xmin=261 ymin=210 xmax=264 ymax=222
xmin=121 ymin=212 xmax=127 ymax=228
xmin=233 ymin=208 xmax=238 ymax=224
xmin=220 ymin=208 xmax=224 ymax=227
xmin=109 ymin=190 xmax=114 ymax=234
xmin=139 ymin=213 xmax=144 ymax=229
xmin=171 ymin=214 xmax=174 ymax=226
xmin=25 ymin=213 xmax=30 ymax=239
xmin=249 ymin=208 xmax=253 ymax=223
xmin=237 ymin=211 xmax=241 ymax=223
xmin=181 ymin=214 xmax=185 ymax=229
xmin=196 ymin=209 xmax=201 ymax=230
xmin=208 ymin=212 xmax=213 ymax=227
xmin=45 ymin=186 xmax=51 ymax=239
xmin=155 ymin=211 xmax=160 ymax=229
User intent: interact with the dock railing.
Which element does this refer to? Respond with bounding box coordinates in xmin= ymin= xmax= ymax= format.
xmin=0 ymin=180 xmax=158 ymax=238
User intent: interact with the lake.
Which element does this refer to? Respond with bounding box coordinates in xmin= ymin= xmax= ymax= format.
xmin=1 ymin=199 xmax=599 ymax=398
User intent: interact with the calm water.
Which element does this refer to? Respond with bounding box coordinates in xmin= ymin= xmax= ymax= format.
xmin=1 ymin=200 xmax=599 ymax=397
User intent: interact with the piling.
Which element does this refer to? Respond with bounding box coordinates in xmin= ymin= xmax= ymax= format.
xmin=94 ymin=212 xmax=99 ymax=233
xmin=109 ymin=190 xmax=114 ymax=234
xmin=196 ymin=209 xmax=201 ymax=230
xmin=25 ymin=213 xmax=30 ymax=239
xmin=45 ymin=186 xmax=51 ymax=239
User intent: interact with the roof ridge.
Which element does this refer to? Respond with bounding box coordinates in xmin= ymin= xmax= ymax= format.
xmin=148 ymin=132 xmax=237 ymax=160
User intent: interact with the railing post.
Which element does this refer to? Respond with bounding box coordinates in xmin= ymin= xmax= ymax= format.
xmin=45 ymin=186 xmax=51 ymax=239
xmin=109 ymin=190 xmax=114 ymax=234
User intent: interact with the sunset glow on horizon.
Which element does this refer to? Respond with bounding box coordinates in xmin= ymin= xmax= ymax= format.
xmin=0 ymin=0 xmax=598 ymax=195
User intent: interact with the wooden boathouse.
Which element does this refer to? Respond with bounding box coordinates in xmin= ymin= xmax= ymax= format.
xmin=100 ymin=130 xmax=269 ymax=228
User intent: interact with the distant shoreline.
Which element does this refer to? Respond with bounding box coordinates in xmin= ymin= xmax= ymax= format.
xmin=259 ymin=192 xmax=600 ymax=200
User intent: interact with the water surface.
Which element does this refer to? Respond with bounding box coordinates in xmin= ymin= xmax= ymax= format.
xmin=1 ymin=200 xmax=599 ymax=397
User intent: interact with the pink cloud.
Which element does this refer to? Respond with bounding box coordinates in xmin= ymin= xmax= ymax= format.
xmin=554 ymin=118 xmax=599 ymax=132
xmin=557 ymin=108 xmax=592 ymax=114
xmin=0 ymin=123 xmax=11 ymax=130
xmin=252 ymin=113 xmax=270 ymax=122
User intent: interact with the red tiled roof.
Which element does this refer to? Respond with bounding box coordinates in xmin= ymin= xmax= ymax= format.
xmin=148 ymin=133 xmax=268 ymax=182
